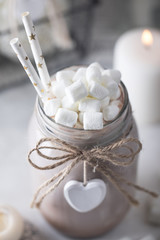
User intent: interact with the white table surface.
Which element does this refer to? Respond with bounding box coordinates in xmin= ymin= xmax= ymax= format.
xmin=0 ymin=83 xmax=160 ymax=240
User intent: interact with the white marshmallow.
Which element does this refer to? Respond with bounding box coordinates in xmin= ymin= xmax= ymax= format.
xmin=111 ymin=86 xmax=121 ymax=100
xmin=78 ymin=112 xmax=84 ymax=124
xmin=56 ymin=70 xmax=75 ymax=83
xmin=106 ymin=80 xmax=119 ymax=99
xmin=79 ymin=98 xmax=101 ymax=112
xmin=89 ymin=62 xmax=104 ymax=72
xmin=55 ymin=108 xmax=78 ymax=127
xmin=65 ymin=80 xmax=88 ymax=103
xmin=44 ymin=98 xmax=61 ymax=116
xmin=89 ymin=81 xmax=109 ymax=100
xmin=101 ymin=96 xmax=110 ymax=110
xmin=73 ymin=67 xmax=88 ymax=88
xmin=103 ymin=105 xmax=120 ymax=121
xmin=61 ymin=96 xmax=78 ymax=111
xmin=51 ymin=71 xmax=74 ymax=98
xmin=73 ymin=67 xmax=87 ymax=82
xmin=101 ymin=72 xmax=113 ymax=87
xmin=51 ymin=81 xmax=65 ymax=98
xmin=83 ymin=112 xmax=103 ymax=130
xmin=102 ymin=69 xmax=121 ymax=84
xmin=86 ymin=65 xmax=101 ymax=83
xmin=57 ymin=78 xmax=72 ymax=87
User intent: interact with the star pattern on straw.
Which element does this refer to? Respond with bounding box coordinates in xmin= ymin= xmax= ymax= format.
xmin=24 ymin=66 xmax=28 ymax=70
xmin=47 ymin=82 xmax=51 ymax=87
xmin=25 ymin=56 xmax=28 ymax=60
xmin=38 ymin=63 xmax=43 ymax=68
xmin=40 ymin=55 xmax=44 ymax=59
xmin=41 ymin=89 xmax=44 ymax=93
xmin=30 ymin=33 xmax=36 ymax=40
xmin=34 ymin=83 xmax=37 ymax=86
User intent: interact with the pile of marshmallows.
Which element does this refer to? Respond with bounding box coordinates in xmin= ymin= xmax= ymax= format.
xmin=43 ymin=62 xmax=122 ymax=130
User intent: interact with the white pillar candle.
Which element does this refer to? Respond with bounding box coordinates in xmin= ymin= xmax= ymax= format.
xmin=0 ymin=205 xmax=24 ymax=240
xmin=113 ymin=28 xmax=160 ymax=124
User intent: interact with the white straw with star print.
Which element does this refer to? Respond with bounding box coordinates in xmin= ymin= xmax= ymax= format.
xmin=22 ymin=12 xmax=51 ymax=91
xmin=10 ymin=38 xmax=46 ymax=99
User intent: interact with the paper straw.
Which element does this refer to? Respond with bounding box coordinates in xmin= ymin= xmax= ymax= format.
xmin=10 ymin=38 xmax=45 ymax=99
xmin=22 ymin=12 xmax=51 ymax=91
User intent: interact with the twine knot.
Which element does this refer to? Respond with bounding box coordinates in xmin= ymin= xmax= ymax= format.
xmin=28 ymin=137 xmax=158 ymax=208
xmin=80 ymin=149 xmax=92 ymax=162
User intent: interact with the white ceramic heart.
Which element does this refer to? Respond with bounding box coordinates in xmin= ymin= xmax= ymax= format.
xmin=64 ymin=179 xmax=107 ymax=213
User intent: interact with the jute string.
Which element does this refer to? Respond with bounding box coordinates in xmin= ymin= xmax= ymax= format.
xmin=28 ymin=136 xmax=158 ymax=208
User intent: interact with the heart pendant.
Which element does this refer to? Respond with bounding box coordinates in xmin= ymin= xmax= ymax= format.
xmin=64 ymin=179 xmax=107 ymax=213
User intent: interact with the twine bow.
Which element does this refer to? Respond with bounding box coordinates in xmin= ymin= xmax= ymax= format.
xmin=28 ymin=137 xmax=158 ymax=208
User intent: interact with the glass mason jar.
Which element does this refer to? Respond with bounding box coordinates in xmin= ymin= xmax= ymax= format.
xmin=28 ymin=69 xmax=139 ymax=238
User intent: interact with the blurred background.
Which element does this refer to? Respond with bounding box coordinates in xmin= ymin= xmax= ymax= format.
xmin=1 ymin=1 xmax=160 ymax=239
xmin=1 ymin=0 xmax=160 ymax=89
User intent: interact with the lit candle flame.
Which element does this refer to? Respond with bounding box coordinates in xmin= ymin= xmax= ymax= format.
xmin=141 ymin=29 xmax=153 ymax=47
